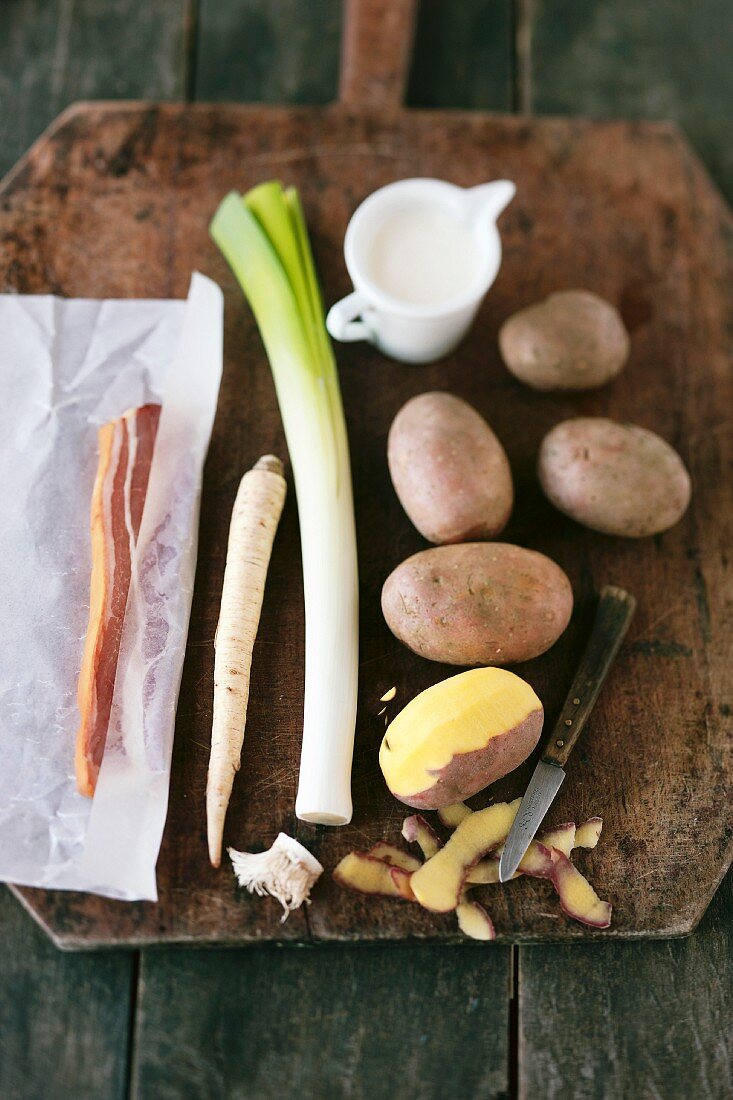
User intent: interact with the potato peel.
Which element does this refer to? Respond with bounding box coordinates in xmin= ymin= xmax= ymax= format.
xmin=401 ymin=815 xmax=442 ymax=859
xmin=333 ymin=803 xmax=611 ymax=937
xmin=456 ymin=896 xmax=496 ymax=941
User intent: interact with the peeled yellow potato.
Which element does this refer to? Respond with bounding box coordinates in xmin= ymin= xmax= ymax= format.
xmin=379 ymin=668 xmax=543 ymax=810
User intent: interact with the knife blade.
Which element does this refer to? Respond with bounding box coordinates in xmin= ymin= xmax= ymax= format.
xmin=498 ymin=760 xmax=565 ymax=881
xmin=498 ymin=585 xmax=636 ymax=883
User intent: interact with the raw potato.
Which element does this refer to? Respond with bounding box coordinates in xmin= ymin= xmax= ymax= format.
xmin=382 ymin=542 xmax=573 ymax=666
xmin=380 ymin=668 xmax=543 ymax=809
xmin=545 ymin=848 xmax=612 ymax=928
xmin=534 ymin=822 xmax=576 ymax=858
xmin=409 ymin=807 xmax=612 ymax=927
xmin=439 ymin=802 xmax=599 ymax=857
xmin=499 ymin=289 xmax=629 ymax=391
xmin=464 ymin=860 xmax=505 ymax=886
xmin=388 ymin=392 xmax=513 ymax=543
xmin=538 ymin=418 xmax=692 ymax=537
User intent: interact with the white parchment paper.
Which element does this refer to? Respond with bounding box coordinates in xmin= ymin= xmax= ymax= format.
xmin=0 ymin=272 xmax=223 ymax=900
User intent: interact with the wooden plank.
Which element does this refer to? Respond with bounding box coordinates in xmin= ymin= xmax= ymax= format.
xmin=195 ymin=0 xmax=515 ymax=112
xmin=0 ymin=0 xmax=191 ymax=179
xmin=340 ymin=0 xmax=417 ymax=110
xmin=530 ymin=0 xmax=733 ymax=202
xmin=195 ymin=0 xmax=342 ymax=103
xmin=133 ymin=943 xmax=511 ymax=1099
xmin=518 ymin=868 xmax=733 ymax=1098
xmin=2 ymin=105 xmax=732 ymax=945
xmin=0 ymin=887 xmax=133 ymax=1100
xmin=406 ymin=0 xmax=514 ymax=111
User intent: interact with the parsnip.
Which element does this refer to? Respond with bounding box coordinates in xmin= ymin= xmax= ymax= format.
xmin=207 ymin=455 xmax=286 ymax=867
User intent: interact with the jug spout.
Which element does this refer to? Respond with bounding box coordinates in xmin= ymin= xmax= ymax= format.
xmin=465 ymin=180 xmax=516 ymax=228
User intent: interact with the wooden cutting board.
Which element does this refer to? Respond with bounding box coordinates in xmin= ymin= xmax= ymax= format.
xmin=3 ymin=0 xmax=732 ymax=949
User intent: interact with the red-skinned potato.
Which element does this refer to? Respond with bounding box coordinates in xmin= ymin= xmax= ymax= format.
xmin=380 ymin=669 xmax=543 ymax=810
xmin=465 ymin=822 xmax=576 ymax=885
xmin=407 ymin=808 xmax=611 ymax=927
xmin=499 ymin=290 xmax=629 ymax=392
xmin=538 ymin=418 xmax=691 ymax=537
xmin=388 ymin=392 xmax=513 ymax=544
xmin=533 ymin=822 xmax=576 ymax=858
xmin=382 ymin=543 xmax=573 ymax=666
xmin=333 ymin=811 xmax=611 ymax=932
xmin=450 ymin=819 xmax=596 ymax=886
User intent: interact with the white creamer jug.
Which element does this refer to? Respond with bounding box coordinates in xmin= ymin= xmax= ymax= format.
xmin=326 ymin=177 xmax=515 ymax=364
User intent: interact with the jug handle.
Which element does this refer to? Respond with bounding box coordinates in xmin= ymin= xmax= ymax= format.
xmin=327 ymin=291 xmax=374 ymax=343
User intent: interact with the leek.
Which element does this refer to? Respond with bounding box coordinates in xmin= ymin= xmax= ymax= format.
xmin=210 ymin=183 xmax=359 ymax=825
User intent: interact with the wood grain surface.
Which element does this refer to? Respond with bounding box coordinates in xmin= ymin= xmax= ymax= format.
xmin=0 ymin=888 xmax=133 ymax=1099
xmin=1 ymin=3 xmax=733 ymax=1099
xmin=406 ymin=0 xmax=515 ymax=111
xmin=195 ymin=0 xmax=342 ymax=105
xmin=3 ymin=101 xmax=730 ymax=947
xmin=531 ymin=0 xmax=733 ymax=203
xmin=518 ymin=870 xmax=733 ymax=1099
xmin=0 ymin=0 xmax=191 ymax=177
xmin=340 ymin=0 xmax=416 ymax=109
xmin=134 ymin=942 xmax=511 ymax=1099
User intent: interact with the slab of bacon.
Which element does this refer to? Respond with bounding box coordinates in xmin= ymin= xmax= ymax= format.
xmin=75 ymin=404 xmax=161 ymax=797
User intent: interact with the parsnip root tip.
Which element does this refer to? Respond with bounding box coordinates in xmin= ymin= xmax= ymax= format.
xmin=254 ymin=454 xmax=285 ymax=476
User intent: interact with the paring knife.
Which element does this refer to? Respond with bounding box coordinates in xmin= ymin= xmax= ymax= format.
xmin=498 ymin=585 xmax=637 ymax=883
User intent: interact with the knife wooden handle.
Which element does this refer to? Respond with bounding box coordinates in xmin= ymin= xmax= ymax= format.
xmin=541 ymin=585 xmax=637 ymax=770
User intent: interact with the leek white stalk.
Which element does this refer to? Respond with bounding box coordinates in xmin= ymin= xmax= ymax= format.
xmin=210 ymin=184 xmax=359 ymax=825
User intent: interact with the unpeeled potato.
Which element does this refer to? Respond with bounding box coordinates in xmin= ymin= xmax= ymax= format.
xmin=381 ymin=542 xmax=573 ymax=666
xmin=387 ymin=392 xmax=513 ymax=544
xmin=538 ymin=417 xmax=692 ymax=537
xmin=499 ymin=290 xmax=629 ymax=391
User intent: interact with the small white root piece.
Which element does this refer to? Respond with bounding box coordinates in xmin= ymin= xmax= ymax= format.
xmin=229 ymin=834 xmax=323 ymax=922
xmin=207 ymin=455 xmax=287 ymax=867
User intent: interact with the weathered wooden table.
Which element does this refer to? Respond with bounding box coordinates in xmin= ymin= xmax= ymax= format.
xmin=1 ymin=2 xmax=731 ymax=1097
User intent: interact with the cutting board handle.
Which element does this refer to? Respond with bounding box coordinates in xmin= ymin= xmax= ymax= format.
xmin=339 ymin=0 xmax=417 ymax=110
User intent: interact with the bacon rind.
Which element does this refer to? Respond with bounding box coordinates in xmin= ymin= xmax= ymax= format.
xmin=75 ymin=404 xmax=161 ymax=797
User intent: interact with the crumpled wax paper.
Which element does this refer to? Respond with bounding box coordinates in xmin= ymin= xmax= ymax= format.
xmin=0 ymin=272 xmax=223 ymax=900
